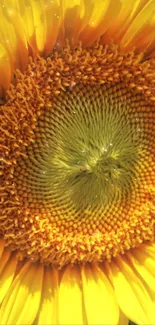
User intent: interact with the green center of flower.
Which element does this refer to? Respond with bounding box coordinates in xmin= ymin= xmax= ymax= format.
xmin=14 ymin=84 xmax=140 ymax=212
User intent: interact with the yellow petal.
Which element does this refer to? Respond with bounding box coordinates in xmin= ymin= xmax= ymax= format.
xmin=81 ymin=264 xmax=119 ymax=325
xmin=0 ymin=1 xmax=28 ymax=69
xmin=127 ymin=248 xmax=155 ymax=293
xmin=0 ymin=0 xmax=28 ymax=95
xmin=0 ymin=0 xmax=61 ymax=93
xmin=0 ymin=261 xmax=43 ymax=325
xmin=42 ymin=0 xmax=61 ymax=55
xmin=0 ymin=248 xmax=11 ymax=274
xmin=0 ymin=44 xmax=11 ymax=96
xmin=0 ymin=239 xmax=5 ymax=258
xmin=108 ymin=256 xmax=155 ymax=325
xmin=118 ymin=309 xmax=129 ymax=325
xmin=60 ymin=0 xmax=94 ymax=47
xmin=99 ymin=1 xmax=132 ymax=46
xmin=59 ymin=265 xmax=84 ymax=325
xmin=16 ymin=0 xmax=60 ymax=55
xmin=35 ymin=266 xmax=58 ymax=325
xmin=79 ymin=0 xmax=121 ymax=46
xmin=0 ymin=253 xmax=17 ymax=304
xmin=127 ymin=247 xmax=155 ymax=324
xmin=17 ymin=0 xmax=45 ymax=53
xmin=143 ymin=242 xmax=155 ymax=256
xmin=121 ymin=0 xmax=155 ymax=50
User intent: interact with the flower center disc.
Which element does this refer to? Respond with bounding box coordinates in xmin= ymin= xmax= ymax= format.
xmin=1 ymin=45 xmax=155 ymax=266
xmin=15 ymin=84 xmax=140 ymax=211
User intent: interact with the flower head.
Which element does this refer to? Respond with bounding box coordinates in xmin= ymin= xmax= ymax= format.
xmin=0 ymin=1 xmax=155 ymax=324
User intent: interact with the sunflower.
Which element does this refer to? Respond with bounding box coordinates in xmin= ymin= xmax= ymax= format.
xmin=0 ymin=0 xmax=155 ymax=324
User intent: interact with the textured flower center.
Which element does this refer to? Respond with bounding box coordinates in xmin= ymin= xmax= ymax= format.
xmin=1 ymin=44 xmax=155 ymax=266
xmin=15 ymin=84 xmax=140 ymax=211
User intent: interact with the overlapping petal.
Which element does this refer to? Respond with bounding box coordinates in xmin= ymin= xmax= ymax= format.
xmin=0 ymin=250 xmax=17 ymax=304
xmin=59 ymin=265 xmax=84 ymax=324
xmin=0 ymin=261 xmax=43 ymax=325
xmin=0 ymin=242 xmax=155 ymax=324
xmin=35 ymin=266 xmax=59 ymax=325
xmin=0 ymin=0 xmax=155 ymax=96
xmin=81 ymin=264 xmax=119 ymax=324
xmin=105 ymin=244 xmax=155 ymax=325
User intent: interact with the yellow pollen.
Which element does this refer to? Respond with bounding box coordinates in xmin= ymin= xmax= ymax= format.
xmin=0 ymin=43 xmax=155 ymax=267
